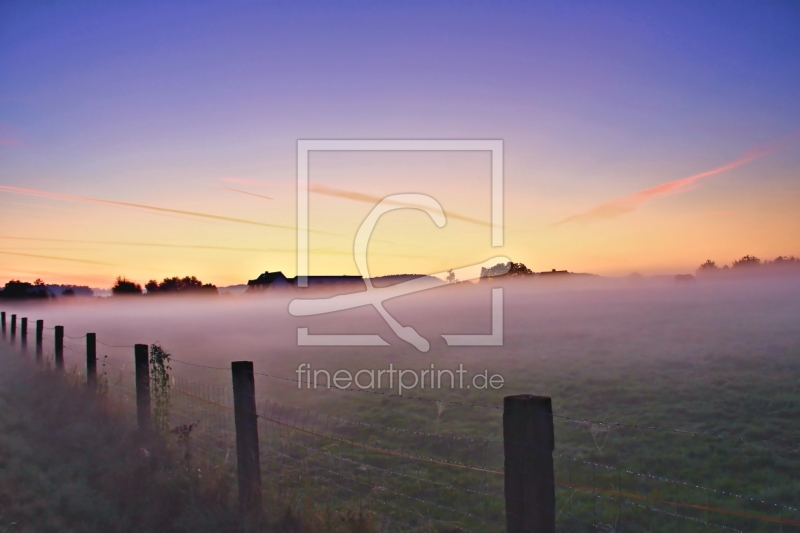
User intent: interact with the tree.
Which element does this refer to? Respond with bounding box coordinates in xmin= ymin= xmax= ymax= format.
xmin=481 ymin=263 xmax=510 ymax=278
xmin=480 ymin=261 xmax=533 ymax=279
xmin=144 ymin=275 xmax=217 ymax=295
xmin=697 ymin=259 xmax=720 ymax=275
xmin=445 ymin=270 xmax=456 ymax=284
xmin=732 ymin=255 xmax=761 ymax=268
xmin=507 ymin=262 xmax=534 ymax=277
xmin=112 ymin=276 xmax=142 ymax=295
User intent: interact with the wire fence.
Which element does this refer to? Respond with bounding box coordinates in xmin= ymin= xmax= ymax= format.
xmin=1 ymin=315 xmax=798 ymax=533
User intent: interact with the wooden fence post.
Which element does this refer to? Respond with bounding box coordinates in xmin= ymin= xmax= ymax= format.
xmin=231 ymin=361 xmax=262 ymax=512
xmin=86 ymin=333 xmax=97 ymax=391
xmin=10 ymin=314 xmax=16 ymax=342
xmin=134 ymin=344 xmax=151 ymax=431
xmin=35 ymin=320 xmax=43 ymax=361
xmin=1 ymin=311 xmax=5 ymax=337
xmin=20 ymin=317 xmax=27 ymax=351
xmin=504 ymin=394 xmax=556 ymax=533
xmin=54 ymin=325 xmax=64 ymax=370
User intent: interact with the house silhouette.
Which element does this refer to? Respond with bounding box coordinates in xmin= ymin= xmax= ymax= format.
xmin=246 ymin=271 xmax=365 ymax=292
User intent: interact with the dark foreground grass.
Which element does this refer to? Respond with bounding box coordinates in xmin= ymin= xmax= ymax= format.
xmin=0 ymin=345 xmax=381 ymax=533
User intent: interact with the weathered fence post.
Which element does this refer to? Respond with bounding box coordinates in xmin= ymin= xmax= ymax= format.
xmin=20 ymin=317 xmax=27 ymax=351
xmin=231 ymin=361 xmax=262 ymax=512
xmin=35 ymin=320 xmax=43 ymax=361
xmin=134 ymin=344 xmax=151 ymax=431
xmin=504 ymin=394 xmax=556 ymax=533
xmin=54 ymin=325 xmax=64 ymax=370
xmin=1 ymin=311 xmax=5 ymax=337
xmin=10 ymin=314 xmax=16 ymax=342
xmin=86 ymin=333 xmax=97 ymax=391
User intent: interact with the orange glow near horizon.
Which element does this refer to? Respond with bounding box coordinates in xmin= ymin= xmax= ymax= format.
xmin=1 ymin=137 xmax=799 ymax=288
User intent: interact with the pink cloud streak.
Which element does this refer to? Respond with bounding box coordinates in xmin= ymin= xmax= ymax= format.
xmin=552 ymin=131 xmax=799 ymax=226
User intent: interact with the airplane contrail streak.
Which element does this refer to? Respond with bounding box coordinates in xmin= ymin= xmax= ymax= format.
xmin=0 ymin=185 xmax=334 ymax=234
xmin=0 ymin=236 xmax=428 ymax=258
xmin=0 ymin=250 xmax=122 ymax=267
xmin=218 ymin=186 xmax=274 ymax=200
xmin=217 ymin=179 xmax=492 ymax=227
xmin=309 ymin=183 xmax=492 ymax=227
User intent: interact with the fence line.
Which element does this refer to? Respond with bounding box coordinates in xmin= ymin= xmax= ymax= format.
xmin=174 ymin=375 xmax=800 ymax=529
xmin=2 ymin=313 xmax=799 ymax=533
xmin=16 ymin=328 xmax=800 ymax=460
xmin=97 ymin=340 xmax=135 ymax=348
xmin=173 ymin=385 xmax=496 ymax=474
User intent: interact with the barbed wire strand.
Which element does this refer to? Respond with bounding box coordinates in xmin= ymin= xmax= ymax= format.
xmin=555 ymin=453 xmax=799 ymax=515
xmin=265 ymin=446 xmax=476 ymax=532
xmin=97 ymin=340 xmax=135 ymax=348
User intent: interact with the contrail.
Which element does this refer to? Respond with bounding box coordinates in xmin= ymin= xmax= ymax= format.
xmin=309 ymin=183 xmax=492 ymax=227
xmin=0 ymin=185 xmax=332 ymax=234
xmin=0 ymin=198 xmax=83 ymax=214
xmin=552 ymin=132 xmax=798 ymax=227
xmin=0 ymin=236 xmax=428 ymax=258
xmin=217 ymin=179 xmax=492 ymax=227
xmin=221 ymin=177 xmax=271 ymax=187
xmin=0 ymin=235 xmax=299 ymax=254
xmin=217 ymin=186 xmax=273 ymax=200
xmin=0 ymin=250 xmax=122 ymax=267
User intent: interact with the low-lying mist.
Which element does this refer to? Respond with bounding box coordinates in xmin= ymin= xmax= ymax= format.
xmin=4 ymin=275 xmax=798 ymax=403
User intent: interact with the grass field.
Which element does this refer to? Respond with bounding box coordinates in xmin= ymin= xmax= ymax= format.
xmin=2 ymin=275 xmax=799 ymax=531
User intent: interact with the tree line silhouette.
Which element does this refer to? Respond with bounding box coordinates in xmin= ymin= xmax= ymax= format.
xmin=0 ymin=279 xmax=93 ymax=300
xmin=698 ymin=255 xmax=800 ymax=273
xmin=112 ymin=275 xmax=218 ymax=296
xmin=3 ymin=256 xmax=798 ymax=300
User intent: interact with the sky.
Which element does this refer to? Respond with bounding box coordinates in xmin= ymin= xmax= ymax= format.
xmin=1 ymin=0 xmax=799 ymax=287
